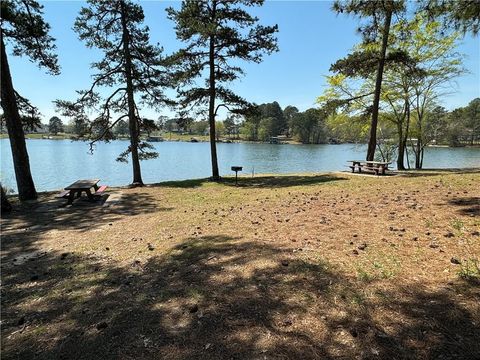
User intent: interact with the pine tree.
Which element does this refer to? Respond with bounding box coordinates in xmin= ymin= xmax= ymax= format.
xmin=167 ymin=0 xmax=278 ymax=180
xmin=420 ymin=0 xmax=480 ymax=35
xmin=56 ymin=0 xmax=172 ymax=186
xmin=1 ymin=0 xmax=59 ymax=200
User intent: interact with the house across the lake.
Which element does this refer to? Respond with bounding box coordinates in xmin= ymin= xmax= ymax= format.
xmin=270 ymin=135 xmax=289 ymax=144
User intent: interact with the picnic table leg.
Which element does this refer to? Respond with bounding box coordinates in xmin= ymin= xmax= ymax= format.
xmin=67 ymin=191 xmax=76 ymax=205
xmin=86 ymin=189 xmax=95 ymax=201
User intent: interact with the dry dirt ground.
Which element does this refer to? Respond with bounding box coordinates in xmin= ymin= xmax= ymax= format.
xmin=1 ymin=170 xmax=479 ymax=360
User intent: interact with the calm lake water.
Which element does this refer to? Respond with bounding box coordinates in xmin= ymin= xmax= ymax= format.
xmin=1 ymin=139 xmax=479 ymax=192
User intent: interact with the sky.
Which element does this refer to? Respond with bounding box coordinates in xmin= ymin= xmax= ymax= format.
xmin=5 ymin=0 xmax=480 ymax=124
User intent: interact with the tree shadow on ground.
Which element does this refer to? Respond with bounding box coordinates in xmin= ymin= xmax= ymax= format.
xmin=1 ymin=191 xmax=171 ymax=262
xmin=2 ymin=235 xmax=479 ymax=359
xmin=448 ymin=196 xmax=480 ymax=216
xmin=396 ymin=168 xmax=480 ymax=178
xmin=155 ymin=174 xmax=346 ymax=189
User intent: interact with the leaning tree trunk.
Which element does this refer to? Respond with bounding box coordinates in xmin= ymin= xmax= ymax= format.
xmin=0 ymin=33 xmax=37 ymax=201
xmin=396 ymin=123 xmax=405 ymax=170
xmin=415 ymin=110 xmax=423 ymax=169
xmin=415 ymin=138 xmax=422 ymax=169
xmin=420 ymin=146 xmax=424 ymax=168
xmin=120 ymin=1 xmax=143 ymax=186
xmin=396 ymin=100 xmax=410 ymax=170
xmin=405 ymin=147 xmax=410 ymax=169
xmin=404 ymin=103 xmax=411 ymax=169
xmin=366 ymin=8 xmax=392 ymax=161
xmin=208 ymin=32 xmax=220 ymax=181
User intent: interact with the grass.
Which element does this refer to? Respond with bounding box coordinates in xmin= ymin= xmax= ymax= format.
xmin=0 ymin=131 xmax=291 ymax=143
xmin=1 ymin=132 xmax=222 ymax=142
xmin=160 ymin=132 xmax=211 ymax=142
xmin=1 ymin=170 xmax=480 ymax=359
xmin=451 ymin=218 xmax=465 ymax=231
xmin=425 ymin=218 xmax=434 ymax=228
xmin=356 ymin=267 xmax=376 ymax=282
xmin=458 ymin=258 xmax=480 ymax=281
xmin=3 ymin=133 xmax=72 ymax=140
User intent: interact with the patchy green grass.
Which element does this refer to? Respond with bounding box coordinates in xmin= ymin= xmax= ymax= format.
xmin=451 ymin=218 xmax=465 ymax=231
xmin=458 ymin=258 xmax=480 ymax=281
xmin=356 ymin=267 xmax=376 ymax=282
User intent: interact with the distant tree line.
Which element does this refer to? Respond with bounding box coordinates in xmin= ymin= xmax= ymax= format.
xmin=443 ymin=98 xmax=480 ymax=146
xmin=326 ymin=97 xmax=480 ymax=147
xmin=4 ymin=96 xmax=479 ymax=152
xmin=180 ymin=97 xmax=478 ymax=149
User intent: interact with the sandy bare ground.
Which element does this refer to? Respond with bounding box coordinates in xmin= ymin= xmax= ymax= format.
xmin=1 ymin=169 xmax=479 ymax=359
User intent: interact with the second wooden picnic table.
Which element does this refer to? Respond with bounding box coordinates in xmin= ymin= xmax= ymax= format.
xmin=347 ymin=160 xmax=391 ymax=175
xmin=64 ymin=179 xmax=100 ymax=205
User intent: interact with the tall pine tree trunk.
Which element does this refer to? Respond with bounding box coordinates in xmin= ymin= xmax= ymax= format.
xmin=120 ymin=1 xmax=143 ymax=186
xmin=0 ymin=33 xmax=37 ymax=201
xmin=208 ymin=32 xmax=220 ymax=181
xmin=366 ymin=8 xmax=392 ymax=161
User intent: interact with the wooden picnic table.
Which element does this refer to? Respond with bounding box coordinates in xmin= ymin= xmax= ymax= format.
xmin=64 ymin=179 xmax=100 ymax=205
xmin=347 ymin=160 xmax=391 ymax=175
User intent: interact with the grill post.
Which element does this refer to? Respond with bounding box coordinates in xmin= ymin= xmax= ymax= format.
xmin=231 ymin=166 xmax=243 ymax=186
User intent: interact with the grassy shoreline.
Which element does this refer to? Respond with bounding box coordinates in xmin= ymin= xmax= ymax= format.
xmin=1 ymin=170 xmax=479 ymax=359
xmin=4 ymin=168 xmax=480 ymax=197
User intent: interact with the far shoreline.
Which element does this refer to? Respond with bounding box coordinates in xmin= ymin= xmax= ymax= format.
xmin=1 ymin=133 xmax=479 ymax=148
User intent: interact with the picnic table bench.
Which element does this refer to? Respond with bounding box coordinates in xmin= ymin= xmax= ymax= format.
xmin=347 ymin=160 xmax=391 ymax=175
xmin=58 ymin=179 xmax=107 ymax=205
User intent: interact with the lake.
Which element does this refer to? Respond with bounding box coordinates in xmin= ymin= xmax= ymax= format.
xmin=1 ymin=139 xmax=479 ymax=192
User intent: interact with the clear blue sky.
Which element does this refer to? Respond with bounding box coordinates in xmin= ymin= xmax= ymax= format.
xmin=6 ymin=0 xmax=480 ymax=124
